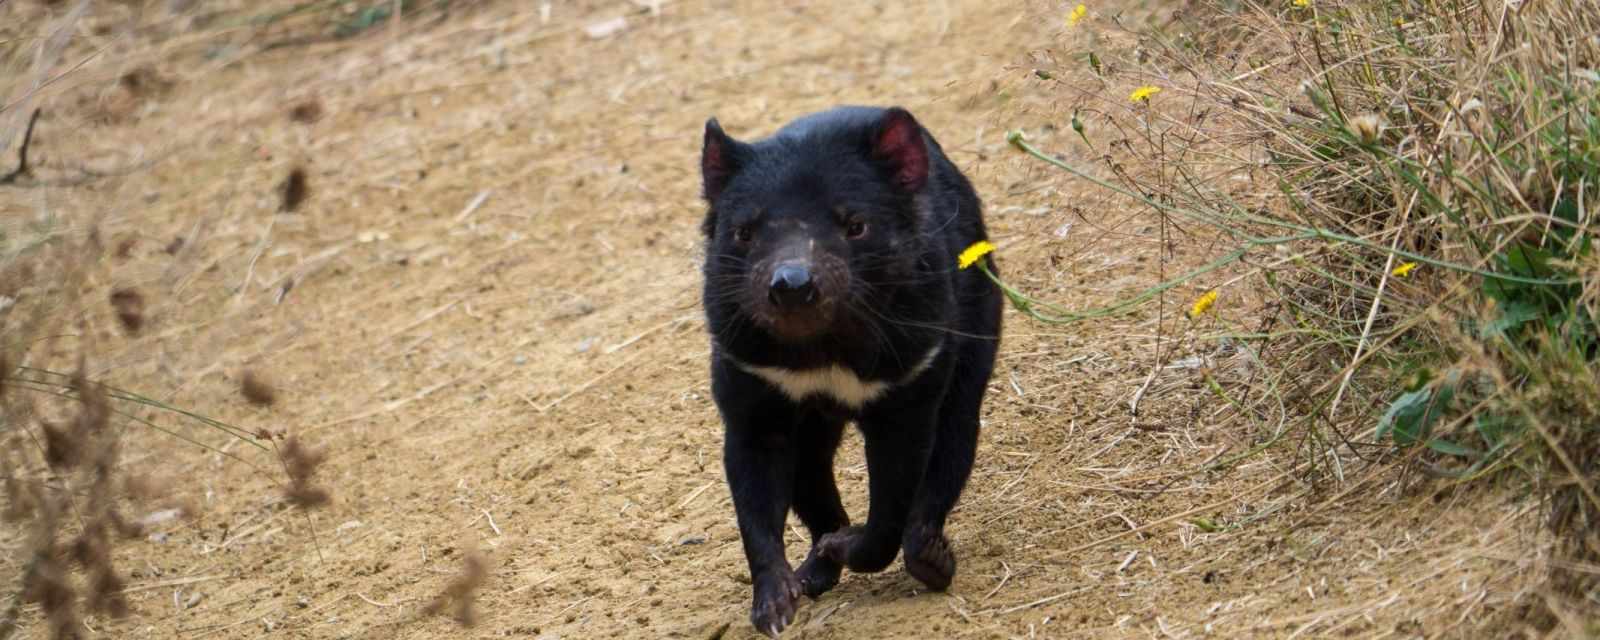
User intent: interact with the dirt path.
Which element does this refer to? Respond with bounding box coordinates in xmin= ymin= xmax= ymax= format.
xmin=2 ymin=1 xmax=1530 ymax=638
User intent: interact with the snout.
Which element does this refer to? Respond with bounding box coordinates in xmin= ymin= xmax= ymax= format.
xmin=741 ymin=244 xmax=844 ymax=342
xmin=767 ymin=263 xmax=817 ymax=309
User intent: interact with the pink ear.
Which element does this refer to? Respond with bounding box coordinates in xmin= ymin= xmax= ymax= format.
xmin=702 ymin=118 xmax=741 ymax=201
xmin=873 ymin=108 xmax=929 ymax=192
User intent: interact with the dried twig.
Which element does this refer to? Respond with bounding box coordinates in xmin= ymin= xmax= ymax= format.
xmin=0 ymin=109 xmax=41 ymax=185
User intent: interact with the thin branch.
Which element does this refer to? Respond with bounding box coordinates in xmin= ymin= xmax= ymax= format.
xmin=0 ymin=109 xmax=41 ymax=185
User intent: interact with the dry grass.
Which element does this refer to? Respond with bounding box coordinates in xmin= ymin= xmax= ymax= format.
xmin=0 ymin=4 xmax=370 ymax=636
xmin=237 ymin=369 xmax=276 ymax=407
xmin=995 ymin=0 xmax=1599 ymax=633
xmin=424 ymin=550 xmax=488 ymax=627
xmin=0 ymin=215 xmax=293 ymax=637
xmin=276 ymin=434 xmax=329 ymax=509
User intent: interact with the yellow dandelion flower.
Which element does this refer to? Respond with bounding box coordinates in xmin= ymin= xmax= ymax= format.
xmin=1129 ymin=85 xmax=1161 ymax=103
xmin=1067 ymin=4 xmax=1088 ymax=27
xmin=1391 ymin=262 xmax=1418 ymax=277
xmin=1188 ymin=290 xmax=1218 ymax=319
xmin=957 ymin=240 xmax=996 ymax=270
xmin=1292 ymin=0 xmax=1311 ymax=7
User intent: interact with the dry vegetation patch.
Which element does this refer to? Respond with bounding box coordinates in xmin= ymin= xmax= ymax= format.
xmin=1001 ymin=0 xmax=1598 ymax=633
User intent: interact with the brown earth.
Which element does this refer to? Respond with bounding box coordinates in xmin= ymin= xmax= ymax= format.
xmin=1 ymin=1 xmax=1545 ymax=638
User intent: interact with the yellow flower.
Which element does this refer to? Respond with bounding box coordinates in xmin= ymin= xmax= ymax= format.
xmin=1129 ymin=85 xmax=1161 ymax=103
xmin=1187 ymin=289 xmax=1218 ymax=319
xmin=957 ymin=240 xmax=996 ymax=270
xmin=1067 ymin=4 xmax=1088 ymax=27
xmin=1292 ymin=0 xmax=1311 ymax=7
xmin=1391 ymin=262 xmax=1418 ymax=277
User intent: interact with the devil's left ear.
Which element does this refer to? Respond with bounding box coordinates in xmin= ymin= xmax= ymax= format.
xmin=870 ymin=107 xmax=930 ymax=193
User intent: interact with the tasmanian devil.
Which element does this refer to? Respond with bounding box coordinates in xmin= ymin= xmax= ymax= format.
xmin=699 ymin=106 xmax=1002 ymax=636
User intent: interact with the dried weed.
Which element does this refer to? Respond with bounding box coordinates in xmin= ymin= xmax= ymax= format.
xmin=424 ymin=551 xmax=488 ymax=627
xmin=239 ymin=369 xmax=277 ymax=407
xmin=280 ymin=167 xmax=310 ymax=213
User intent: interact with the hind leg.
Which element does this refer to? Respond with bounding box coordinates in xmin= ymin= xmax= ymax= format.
xmin=903 ymin=340 xmax=995 ymax=591
xmin=791 ymin=416 xmax=849 ymax=598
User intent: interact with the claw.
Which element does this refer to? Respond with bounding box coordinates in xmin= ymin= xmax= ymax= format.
xmin=767 ymin=623 xmax=780 ymax=638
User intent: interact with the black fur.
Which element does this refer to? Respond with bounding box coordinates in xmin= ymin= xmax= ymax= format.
xmin=699 ymin=106 xmax=1002 ymax=637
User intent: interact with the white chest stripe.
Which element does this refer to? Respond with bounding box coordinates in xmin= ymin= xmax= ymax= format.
xmin=735 ymin=346 xmax=942 ymax=409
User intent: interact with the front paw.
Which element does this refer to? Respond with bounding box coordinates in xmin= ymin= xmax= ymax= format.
xmin=817 ymin=525 xmax=897 ymax=573
xmin=902 ymin=526 xmax=956 ymax=591
xmin=815 ymin=525 xmax=865 ymax=566
xmin=795 ymin=544 xmax=843 ymax=598
xmin=750 ymin=568 xmax=802 ymax=638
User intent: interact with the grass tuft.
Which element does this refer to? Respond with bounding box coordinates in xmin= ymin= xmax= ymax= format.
xmin=278 ymin=435 xmax=330 ymax=509
xmin=1001 ymin=0 xmax=1599 ymax=625
xmin=424 ymin=550 xmax=488 ymax=627
xmin=239 ymin=369 xmax=277 ymax=407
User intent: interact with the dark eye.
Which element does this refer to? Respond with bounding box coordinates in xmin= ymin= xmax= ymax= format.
xmin=734 ymin=226 xmax=753 ymax=243
xmin=845 ymin=219 xmax=868 ymax=239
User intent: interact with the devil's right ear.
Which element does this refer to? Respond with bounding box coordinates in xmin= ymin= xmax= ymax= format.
xmin=701 ymin=118 xmax=747 ymax=202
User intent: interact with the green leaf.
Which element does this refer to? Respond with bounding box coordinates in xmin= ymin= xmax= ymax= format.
xmin=1377 ymin=388 xmax=1432 ymax=445
xmin=1377 ymin=371 xmax=1458 ymax=446
xmin=1425 ymin=438 xmax=1481 ymax=458
xmin=1482 ymin=301 xmax=1541 ymax=339
xmin=1552 ymin=197 xmax=1580 ymax=246
xmin=335 ymin=1 xmax=416 ymax=37
xmin=1474 ymin=414 xmax=1515 ymax=448
xmin=1502 ymin=244 xmax=1553 ymax=278
xmin=1401 ymin=366 xmax=1434 ymax=392
xmin=1309 ymin=140 xmax=1344 ymax=161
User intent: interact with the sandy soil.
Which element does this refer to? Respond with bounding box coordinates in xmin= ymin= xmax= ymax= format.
xmin=1 ymin=1 xmax=1544 ymax=638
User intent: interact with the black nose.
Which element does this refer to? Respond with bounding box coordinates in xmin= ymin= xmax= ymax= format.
xmin=768 ymin=263 xmax=816 ymax=308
